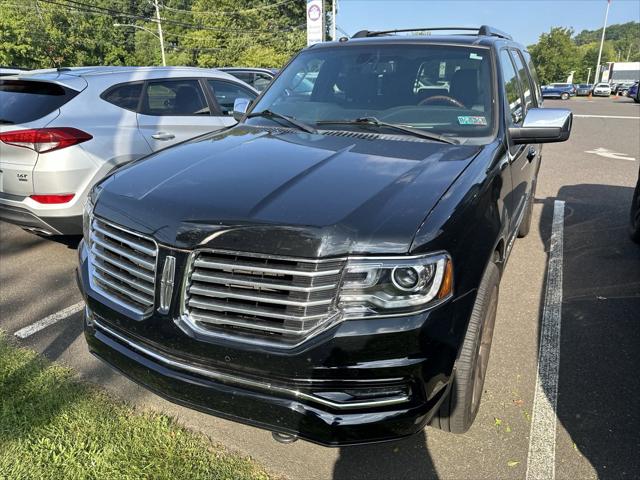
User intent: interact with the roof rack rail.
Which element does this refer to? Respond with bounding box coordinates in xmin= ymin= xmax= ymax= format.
xmin=351 ymin=25 xmax=512 ymax=41
xmin=477 ymin=25 xmax=512 ymax=40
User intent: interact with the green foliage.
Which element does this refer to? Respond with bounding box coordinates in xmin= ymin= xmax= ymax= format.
xmin=529 ymin=22 xmax=639 ymax=85
xmin=576 ymin=41 xmax=616 ymax=83
xmin=0 ymin=333 xmax=270 ymax=480
xmin=0 ymin=0 xmax=306 ymax=69
xmin=529 ymin=27 xmax=580 ymax=85
xmin=574 ymin=21 xmax=640 ymax=45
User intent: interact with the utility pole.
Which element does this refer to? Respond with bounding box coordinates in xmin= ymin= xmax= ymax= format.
xmin=594 ymin=0 xmax=611 ymax=84
xmin=153 ymin=0 xmax=167 ymax=67
xmin=587 ymin=67 xmax=592 ymax=84
xmin=332 ymin=0 xmax=337 ymax=40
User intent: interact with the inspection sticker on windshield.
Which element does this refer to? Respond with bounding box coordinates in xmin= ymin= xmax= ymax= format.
xmin=458 ymin=115 xmax=487 ymax=126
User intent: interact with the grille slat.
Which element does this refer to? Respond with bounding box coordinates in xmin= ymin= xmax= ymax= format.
xmin=191 ymin=270 xmax=337 ymax=292
xmin=89 ymin=218 xmax=158 ymax=316
xmin=183 ymin=250 xmax=346 ymax=346
xmin=94 ymin=261 xmax=155 ymax=296
xmin=93 ymin=236 xmax=155 ymax=271
xmin=189 ymin=284 xmax=333 ymax=307
xmin=193 ymin=258 xmax=342 ymax=277
xmin=91 ymin=248 xmax=155 ymax=283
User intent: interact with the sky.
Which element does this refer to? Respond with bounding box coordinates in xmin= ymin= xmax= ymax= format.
xmin=336 ymin=0 xmax=640 ymax=46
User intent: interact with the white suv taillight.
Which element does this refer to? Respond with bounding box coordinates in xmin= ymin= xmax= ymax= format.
xmin=0 ymin=128 xmax=92 ymax=153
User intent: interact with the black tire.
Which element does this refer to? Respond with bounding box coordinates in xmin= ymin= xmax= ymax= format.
xmin=630 ymin=181 xmax=640 ymax=244
xmin=430 ymin=261 xmax=500 ymax=433
xmin=634 ymin=97 xmax=639 ymax=104
xmin=561 ymin=92 xmax=569 ymax=100
xmin=621 ymin=89 xmax=629 ymax=97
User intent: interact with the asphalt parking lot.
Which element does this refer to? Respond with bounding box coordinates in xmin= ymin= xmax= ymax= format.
xmin=1 ymin=95 xmax=639 ymax=480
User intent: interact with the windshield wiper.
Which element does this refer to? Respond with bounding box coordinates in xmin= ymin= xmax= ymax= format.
xmin=316 ymin=117 xmax=458 ymax=144
xmin=246 ymin=109 xmax=317 ymax=134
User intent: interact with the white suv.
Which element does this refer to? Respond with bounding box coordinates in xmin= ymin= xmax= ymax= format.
xmin=0 ymin=66 xmax=258 ymax=235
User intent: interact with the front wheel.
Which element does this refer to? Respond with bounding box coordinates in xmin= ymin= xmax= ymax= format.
xmin=561 ymin=92 xmax=570 ymax=100
xmin=430 ymin=262 xmax=500 ymax=433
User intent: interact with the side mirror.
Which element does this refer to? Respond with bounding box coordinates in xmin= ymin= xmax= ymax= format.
xmin=509 ymin=108 xmax=573 ymax=144
xmin=233 ymin=97 xmax=251 ymax=121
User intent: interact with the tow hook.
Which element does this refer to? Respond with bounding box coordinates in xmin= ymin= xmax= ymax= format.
xmin=272 ymin=432 xmax=298 ymax=444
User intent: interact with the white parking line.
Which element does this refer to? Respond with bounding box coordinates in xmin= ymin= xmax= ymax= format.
xmin=14 ymin=302 xmax=85 ymax=339
xmin=574 ymin=114 xmax=640 ymax=119
xmin=526 ymin=200 xmax=565 ymax=480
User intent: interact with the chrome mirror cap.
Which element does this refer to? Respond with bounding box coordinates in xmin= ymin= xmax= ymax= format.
xmin=510 ymin=108 xmax=573 ymax=145
xmin=233 ymin=97 xmax=251 ymax=121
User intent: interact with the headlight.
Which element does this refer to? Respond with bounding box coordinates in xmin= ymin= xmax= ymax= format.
xmin=82 ymin=195 xmax=94 ymax=249
xmin=339 ymin=252 xmax=453 ymax=318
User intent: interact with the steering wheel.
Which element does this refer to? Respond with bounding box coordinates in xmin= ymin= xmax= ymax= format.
xmin=419 ymin=95 xmax=466 ymax=108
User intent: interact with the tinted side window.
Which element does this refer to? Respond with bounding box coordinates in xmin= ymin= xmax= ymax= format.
xmin=253 ymin=73 xmax=272 ymax=92
xmin=522 ymin=50 xmax=542 ymax=106
xmin=208 ymin=80 xmax=257 ymax=115
xmin=102 ymin=82 xmax=143 ymax=111
xmin=511 ymin=50 xmax=534 ymax=112
xmin=229 ymin=71 xmax=255 ymax=84
xmin=500 ymin=50 xmax=523 ymax=126
xmin=142 ymin=79 xmax=209 ymax=116
xmin=0 ymin=80 xmax=79 ymax=124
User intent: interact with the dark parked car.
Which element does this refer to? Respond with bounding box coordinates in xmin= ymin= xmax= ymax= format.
xmin=631 ymin=170 xmax=640 ymax=243
xmin=613 ymin=81 xmax=635 ymax=96
xmin=575 ymin=83 xmax=592 ymax=96
xmin=541 ymin=82 xmax=575 ymax=100
xmin=627 ymin=82 xmax=639 ymax=103
xmin=219 ymin=67 xmax=278 ymax=92
xmin=78 ymin=25 xmax=572 ymax=446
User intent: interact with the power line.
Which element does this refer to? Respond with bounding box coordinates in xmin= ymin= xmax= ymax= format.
xmin=37 ymin=0 xmax=301 ymax=35
xmin=159 ymin=0 xmax=297 ymax=16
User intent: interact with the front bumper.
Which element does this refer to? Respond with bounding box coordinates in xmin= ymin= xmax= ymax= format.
xmin=77 ymin=240 xmax=476 ymax=446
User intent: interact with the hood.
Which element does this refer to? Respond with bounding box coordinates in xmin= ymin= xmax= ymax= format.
xmin=95 ymin=125 xmax=481 ymax=257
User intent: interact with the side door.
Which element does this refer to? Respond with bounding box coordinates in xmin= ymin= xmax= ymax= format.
xmin=499 ymin=48 xmax=531 ymax=233
xmin=136 ymin=78 xmax=226 ymax=152
xmin=206 ymin=79 xmax=258 ymax=127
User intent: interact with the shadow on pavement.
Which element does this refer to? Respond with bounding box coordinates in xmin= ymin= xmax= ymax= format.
xmin=333 ymin=430 xmax=437 ymax=480
xmin=538 ymin=183 xmax=640 ymax=479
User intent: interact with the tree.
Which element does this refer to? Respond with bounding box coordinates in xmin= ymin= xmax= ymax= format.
xmin=529 ymin=27 xmax=581 ymax=85
xmin=576 ymin=41 xmax=616 ymax=83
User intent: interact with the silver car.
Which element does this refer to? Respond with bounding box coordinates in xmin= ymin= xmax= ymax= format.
xmin=0 ymin=66 xmax=258 ymax=235
xmin=592 ymin=82 xmax=612 ymax=97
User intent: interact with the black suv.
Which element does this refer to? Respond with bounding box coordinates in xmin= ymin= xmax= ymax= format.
xmin=77 ymin=26 xmax=572 ymax=446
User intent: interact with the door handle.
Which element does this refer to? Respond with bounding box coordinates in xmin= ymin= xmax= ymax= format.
xmin=527 ymin=147 xmax=538 ymax=161
xmin=151 ymin=132 xmax=175 ymax=141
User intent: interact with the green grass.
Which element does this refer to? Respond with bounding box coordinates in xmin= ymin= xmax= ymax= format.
xmin=0 ymin=333 xmax=271 ymax=480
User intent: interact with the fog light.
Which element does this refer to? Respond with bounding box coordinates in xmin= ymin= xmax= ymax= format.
xmin=315 ymin=385 xmax=410 ymax=405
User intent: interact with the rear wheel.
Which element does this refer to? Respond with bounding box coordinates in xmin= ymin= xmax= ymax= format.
xmin=561 ymin=92 xmax=569 ymax=100
xmin=430 ymin=261 xmax=500 ymax=433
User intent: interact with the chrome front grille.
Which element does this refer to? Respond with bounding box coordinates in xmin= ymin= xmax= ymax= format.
xmin=89 ymin=218 xmax=158 ymax=316
xmin=182 ymin=250 xmax=345 ymax=345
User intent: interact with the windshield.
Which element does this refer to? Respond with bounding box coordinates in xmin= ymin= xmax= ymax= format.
xmin=578 ymin=84 xmax=590 ymax=88
xmin=250 ymin=44 xmax=496 ymax=142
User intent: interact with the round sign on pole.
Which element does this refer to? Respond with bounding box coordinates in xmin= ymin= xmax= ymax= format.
xmin=306 ymin=0 xmax=324 ymax=46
